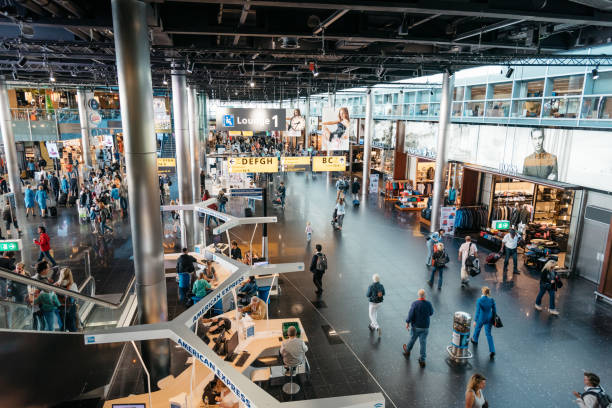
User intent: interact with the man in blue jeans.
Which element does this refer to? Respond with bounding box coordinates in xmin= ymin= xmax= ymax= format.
xmin=501 ymin=228 xmax=520 ymax=275
xmin=403 ymin=288 xmax=434 ymax=367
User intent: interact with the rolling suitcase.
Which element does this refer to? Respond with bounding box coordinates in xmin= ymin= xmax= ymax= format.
xmin=49 ymin=206 xmax=57 ymax=217
xmin=58 ymin=193 xmax=67 ymax=206
xmin=353 ymin=199 xmax=360 ymax=206
xmin=485 ymin=252 xmax=501 ymax=265
xmin=68 ymin=195 xmax=78 ymax=207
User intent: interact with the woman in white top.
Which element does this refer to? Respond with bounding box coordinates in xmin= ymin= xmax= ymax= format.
xmin=334 ymin=198 xmax=346 ymax=230
xmin=465 ymin=373 xmax=487 ymax=408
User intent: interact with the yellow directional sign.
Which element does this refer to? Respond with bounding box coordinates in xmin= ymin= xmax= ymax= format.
xmin=281 ymin=156 xmax=311 ymax=172
xmin=228 ymin=157 xmax=279 ymax=173
xmin=312 ymin=156 xmax=347 ymax=172
xmin=157 ymin=158 xmax=176 ymax=167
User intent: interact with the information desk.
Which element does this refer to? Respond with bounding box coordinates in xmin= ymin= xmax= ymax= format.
xmin=103 ymin=313 xmax=307 ymax=408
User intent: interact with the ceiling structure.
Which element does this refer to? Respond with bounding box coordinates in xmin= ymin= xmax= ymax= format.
xmin=1 ymin=0 xmax=612 ymax=101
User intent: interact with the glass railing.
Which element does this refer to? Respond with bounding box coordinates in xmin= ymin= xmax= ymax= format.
xmin=0 ymin=268 xmax=136 ymax=333
xmin=485 ymin=100 xmax=511 ymax=117
xmin=542 ymin=97 xmax=580 ymax=119
xmin=511 ymin=99 xmax=542 ymax=118
xmin=464 ymin=101 xmax=485 ymax=118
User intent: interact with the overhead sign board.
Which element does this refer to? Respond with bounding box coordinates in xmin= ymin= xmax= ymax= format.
xmin=0 ymin=239 xmax=21 ymax=252
xmin=228 ymin=157 xmax=278 ymax=173
xmin=157 ymin=158 xmax=176 ymax=175
xmin=230 ymin=188 xmax=263 ymax=197
xmin=45 ymin=142 xmax=60 ymax=159
xmin=281 ymin=156 xmax=310 ymax=172
xmin=492 ymin=220 xmax=511 ymax=230
xmin=216 ymin=108 xmax=285 ymax=132
xmin=312 ymin=156 xmax=346 ymax=172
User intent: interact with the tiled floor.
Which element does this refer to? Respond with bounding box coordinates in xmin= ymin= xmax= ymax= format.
xmin=18 ymin=172 xmax=612 ymax=408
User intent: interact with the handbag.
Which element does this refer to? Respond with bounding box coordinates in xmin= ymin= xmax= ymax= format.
xmin=483 ymin=400 xmax=489 ymax=408
xmin=493 ymin=313 xmax=503 ymax=328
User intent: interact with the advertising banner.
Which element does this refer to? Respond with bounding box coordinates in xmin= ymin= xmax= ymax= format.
xmin=369 ymin=173 xmax=379 ymax=193
xmin=321 ymin=107 xmax=351 ymax=151
xmin=372 ymin=120 xmax=396 ymax=149
xmin=312 ymin=156 xmax=346 ymax=172
xmin=216 ymin=108 xmax=286 ymax=132
xmin=440 ymin=206 xmax=457 ymax=236
xmin=153 ymin=97 xmax=171 ymax=132
xmin=45 ymin=142 xmax=60 ymax=159
xmin=227 ymin=157 xmax=279 ymax=173
xmin=281 ymin=156 xmax=310 ymax=172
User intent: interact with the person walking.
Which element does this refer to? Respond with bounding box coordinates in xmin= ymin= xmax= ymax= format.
xmin=471 ymin=286 xmax=496 ymax=359
xmin=351 ymin=177 xmax=360 ymax=202
xmin=33 ymin=226 xmax=57 ymax=267
xmin=217 ymin=189 xmax=228 ymax=213
xmin=49 ymin=172 xmax=60 ymax=201
xmin=309 ymin=244 xmax=327 ymax=295
xmin=403 ymin=288 xmax=434 ymax=367
xmin=458 ymin=235 xmax=478 ymax=287
xmin=24 ymin=184 xmax=36 ymax=217
xmin=572 ymin=372 xmax=611 ymax=408
xmin=305 ymin=221 xmax=313 ymax=242
xmin=366 ymin=273 xmax=385 ymax=336
xmin=98 ymin=202 xmax=113 ymax=235
xmin=334 ymin=198 xmax=346 ymax=230
xmin=465 ymin=373 xmax=487 ymax=408
xmin=535 ymin=260 xmax=560 ymax=315
xmin=428 ymin=243 xmax=447 ymax=289
xmin=3 ymin=199 xmax=22 ymax=237
xmin=35 ymin=185 xmax=48 ymax=217
xmin=426 ymin=231 xmax=441 ymax=266
xmin=501 ymin=228 xmax=520 ymax=275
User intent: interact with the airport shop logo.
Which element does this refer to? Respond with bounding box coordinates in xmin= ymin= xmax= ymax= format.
xmin=223 ymin=114 xmax=235 ymax=127
xmin=86 ymin=336 xmax=95 ymax=344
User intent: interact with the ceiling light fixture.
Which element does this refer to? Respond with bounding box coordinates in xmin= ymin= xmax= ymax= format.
xmin=505 ymin=66 xmax=514 ymax=78
xmin=162 ymin=75 xmax=168 ymax=85
xmin=49 ymin=71 xmax=56 ymax=82
xmin=592 ymin=67 xmax=599 ymax=80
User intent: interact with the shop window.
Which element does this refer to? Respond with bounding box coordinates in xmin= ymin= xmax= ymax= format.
xmin=469 ymin=85 xmax=486 ymax=101
xmin=551 ymin=75 xmax=584 ymax=96
xmin=416 ymin=103 xmax=429 ymax=116
xmin=485 ymin=100 xmax=511 ymax=117
xmin=452 ymin=102 xmax=463 ymax=117
xmin=465 ymin=102 xmax=484 ymax=117
xmin=512 ymin=100 xmax=541 ymax=118
xmin=542 ymin=97 xmax=580 ymax=119
xmin=518 ymin=80 xmax=544 ymax=97
xmin=582 ymin=96 xmax=612 ymax=119
xmin=453 ymin=87 xmax=464 ymax=101
xmin=492 ymin=82 xmax=512 ymax=99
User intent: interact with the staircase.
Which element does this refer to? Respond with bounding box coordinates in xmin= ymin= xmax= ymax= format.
xmin=160 ymin=134 xmax=176 ymax=158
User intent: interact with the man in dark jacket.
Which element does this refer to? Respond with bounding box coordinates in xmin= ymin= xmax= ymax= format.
xmin=403 ymin=289 xmax=434 ymax=367
xmin=49 ymin=172 xmax=60 ymax=200
xmin=309 ymin=244 xmax=327 ymax=295
xmin=230 ymin=241 xmax=242 ymax=261
xmin=366 ymin=273 xmax=385 ymax=336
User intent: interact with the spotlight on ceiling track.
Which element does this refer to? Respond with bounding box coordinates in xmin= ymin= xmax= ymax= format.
xmin=505 ymin=66 xmax=514 ymax=78
xmin=592 ymin=67 xmax=599 ymax=80
xmin=17 ymin=56 xmax=27 ymax=68
xmin=249 ymin=80 xmax=255 ymax=88
xmin=49 ymin=72 xmax=56 ymax=82
xmin=162 ymin=75 xmax=168 ymax=85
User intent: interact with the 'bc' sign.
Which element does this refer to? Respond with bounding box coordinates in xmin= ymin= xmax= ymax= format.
xmin=312 ymin=156 xmax=346 ymax=172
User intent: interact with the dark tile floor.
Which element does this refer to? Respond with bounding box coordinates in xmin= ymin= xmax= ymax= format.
xmin=18 ymin=172 xmax=612 ymax=408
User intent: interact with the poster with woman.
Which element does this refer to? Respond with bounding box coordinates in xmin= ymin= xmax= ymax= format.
xmin=321 ymin=107 xmax=351 ymax=151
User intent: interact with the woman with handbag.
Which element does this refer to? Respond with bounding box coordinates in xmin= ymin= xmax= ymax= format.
xmin=535 ymin=260 xmax=560 ymax=315
xmin=465 ymin=373 xmax=488 ymax=408
xmin=471 ymin=286 xmax=496 ymax=359
xmin=428 ymin=243 xmax=447 ymax=290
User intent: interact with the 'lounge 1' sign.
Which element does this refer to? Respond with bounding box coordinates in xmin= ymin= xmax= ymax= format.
xmin=216 ymin=108 xmax=285 ymax=132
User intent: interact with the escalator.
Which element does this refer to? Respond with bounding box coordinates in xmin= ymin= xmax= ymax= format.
xmin=0 ymin=268 xmax=138 ymax=408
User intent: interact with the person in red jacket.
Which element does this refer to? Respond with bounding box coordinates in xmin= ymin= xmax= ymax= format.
xmin=33 ymin=226 xmax=57 ymax=267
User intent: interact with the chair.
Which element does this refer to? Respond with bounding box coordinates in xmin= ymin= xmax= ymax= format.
xmin=282 ymin=363 xmax=301 ymax=395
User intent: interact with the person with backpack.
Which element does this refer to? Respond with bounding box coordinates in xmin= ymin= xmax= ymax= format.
xmin=535 ymin=260 xmax=560 ymax=315
xmin=458 ymin=236 xmax=478 ymax=288
xmin=366 ymin=273 xmax=385 ymax=336
xmin=98 ymin=202 xmax=113 ymax=235
xmin=428 ymin=242 xmax=447 ymax=289
xmin=573 ymin=372 xmax=612 ymax=408
xmin=335 ymin=177 xmax=346 ymax=200
xmin=426 ymin=230 xmax=443 ymax=266
xmin=309 ymin=244 xmax=327 ymax=295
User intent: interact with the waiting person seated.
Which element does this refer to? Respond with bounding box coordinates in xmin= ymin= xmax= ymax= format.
xmin=230 ymin=241 xmax=242 ymax=261
xmin=218 ymin=384 xmax=239 ymax=408
xmin=280 ymin=325 xmax=308 ymax=369
xmin=192 ymin=271 xmax=212 ymax=300
xmin=202 ymin=376 xmax=223 ymax=405
xmin=203 ymin=260 xmax=217 ymax=282
xmin=237 ymin=275 xmax=258 ymax=306
xmin=239 ymin=296 xmax=266 ymax=320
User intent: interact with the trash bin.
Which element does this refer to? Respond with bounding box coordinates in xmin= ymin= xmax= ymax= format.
xmin=446 ymin=311 xmax=473 ymax=363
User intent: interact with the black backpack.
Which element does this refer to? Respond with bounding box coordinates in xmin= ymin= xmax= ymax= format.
xmin=582 ymin=387 xmax=612 ymax=408
xmin=464 ymin=243 xmax=476 ymax=268
xmin=315 ymin=253 xmax=328 ymax=272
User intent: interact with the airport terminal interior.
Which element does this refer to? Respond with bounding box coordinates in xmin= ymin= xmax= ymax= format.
xmin=1 ymin=1 xmax=612 ymax=407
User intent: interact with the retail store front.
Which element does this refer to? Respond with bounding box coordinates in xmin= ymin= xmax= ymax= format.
xmin=458 ymin=164 xmax=583 ymax=271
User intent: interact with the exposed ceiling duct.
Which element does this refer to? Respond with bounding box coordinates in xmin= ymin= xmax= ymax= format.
xmin=569 ymin=0 xmax=612 ymax=11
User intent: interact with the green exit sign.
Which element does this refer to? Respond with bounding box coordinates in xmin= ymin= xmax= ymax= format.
xmin=0 ymin=239 xmax=21 ymax=252
xmin=492 ymin=220 xmax=511 ymax=230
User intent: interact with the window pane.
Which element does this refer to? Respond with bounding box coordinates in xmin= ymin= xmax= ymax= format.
xmin=452 ymin=102 xmax=463 ymax=117
xmin=552 ymin=75 xmax=584 ymax=96
xmin=469 ymin=85 xmax=486 ymax=100
xmin=542 ymin=97 xmax=580 ymax=118
xmin=453 ymin=87 xmax=464 ymax=101
xmin=581 ymin=97 xmax=599 ymax=119
xmin=465 ymin=102 xmax=484 ymax=117
xmin=518 ymin=80 xmax=544 ymax=97
xmin=485 ymin=101 xmax=511 ymax=117
xmin=512 ymin=100 xmax=541 ymax=118
xmin=415 ymin=103 xmax=429 ymax=116
xmin=492 ymin=82 xmax=512 ymax=99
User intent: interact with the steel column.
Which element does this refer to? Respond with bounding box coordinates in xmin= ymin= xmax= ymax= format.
xmin=111 ymin=0 xmax=169 ymax=385
xmin=76 ymin=88 xmax=92 ymax=171
xmin=188 ymin=86 xmax=201 ymax=244
xmin=362 ymin=89 xmax=373 ymax=199
xmin=0 ymin=77 xmax=23 ymax=207
xmin=171 ymin=68 xmax=195 ymax=249
xmin=430 ymin=71 xmax=453 ymax=233
xmin=305 ymin=94 xmax=311 ymax=148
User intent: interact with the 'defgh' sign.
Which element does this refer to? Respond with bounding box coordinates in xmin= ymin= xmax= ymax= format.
xmin=228 ymin=157 xmax=279 ymax=173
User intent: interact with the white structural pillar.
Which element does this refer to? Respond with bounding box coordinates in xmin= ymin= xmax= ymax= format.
xmin=187 ymin=86 xmax=201 ymax=244
xmin=0 ymin=77 xmax=23 ymax=207
xmin=171 ymin=64 xmax=195 ymax=250
xmin=111 ymin=0 xmax=169 ymax=384
xmin=430 ymin=70 xmax=454 ymax=233
xmin=305 ymin=94 xmax=311 ymax=148
xmin=76 ymin=88 xmax=92 ymax=171
xmin=362 ymin=89 xmax=373 ymax=199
